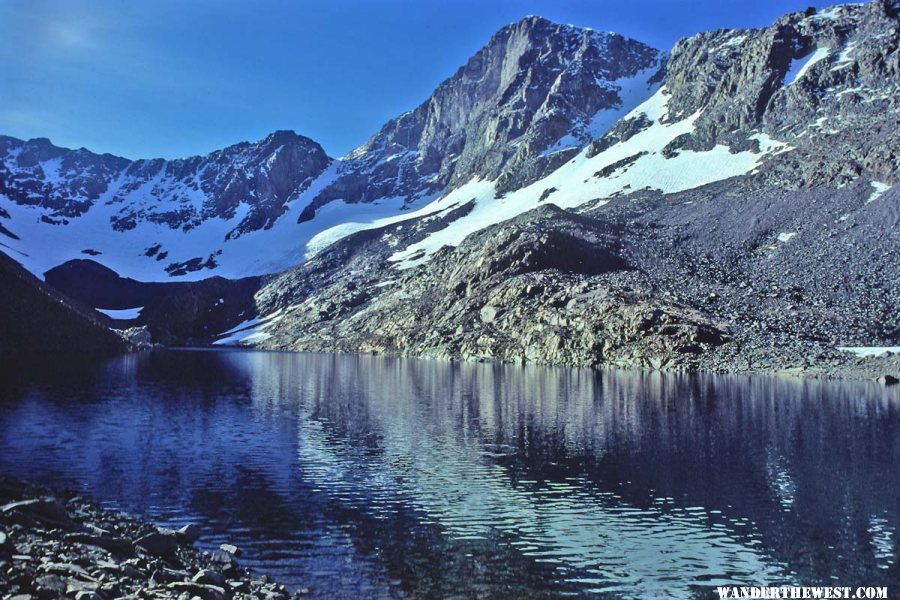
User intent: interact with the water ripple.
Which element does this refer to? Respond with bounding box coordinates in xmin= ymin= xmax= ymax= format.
xmin=0 ymin=350 xmax=898 ymax=597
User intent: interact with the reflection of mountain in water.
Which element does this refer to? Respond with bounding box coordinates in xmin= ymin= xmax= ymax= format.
xmin=263 ymin=355 xmax=898 ymax=595
xmin=0 ymin=350 xmax=898 ymax=597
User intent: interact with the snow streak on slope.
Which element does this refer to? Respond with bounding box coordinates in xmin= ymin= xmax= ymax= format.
xmin=837 ymin=346 xmax=900 ymax=358
xmin=785 ymin=47 xmax=831 ymax=85
xmin=541 ymin=63 xmax=663 ymax=156
xmin=213 ymin=310 xmax=287 ymax=346
xmin=0 ymin=163 xmax=434 ymax=282
xmin=305 ymin=86 xmax=789 ymax=270
xmin=96 ymin=307 xmax=143 ymax=320
xmin=865 ymin=181 xmax=892 ymax=204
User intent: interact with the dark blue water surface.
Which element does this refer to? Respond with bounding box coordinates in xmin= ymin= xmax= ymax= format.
xmin=1 ymin=349 xmax=898 ymax=598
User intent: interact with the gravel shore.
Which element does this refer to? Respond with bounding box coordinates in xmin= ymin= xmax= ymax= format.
xmin=0 ymin=476 xmax=305 ymax=600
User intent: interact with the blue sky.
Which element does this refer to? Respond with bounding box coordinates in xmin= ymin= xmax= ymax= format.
xmin=0 ymin=0 xmax=835 ymax=159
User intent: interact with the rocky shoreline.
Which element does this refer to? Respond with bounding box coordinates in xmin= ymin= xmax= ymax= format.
xmin=289 ymin=344 xmax=900 ymax=384
xmin=0 ymin=477 xmax=304 ymax=600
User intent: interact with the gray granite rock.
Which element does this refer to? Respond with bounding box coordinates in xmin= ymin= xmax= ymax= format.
xmin=301 ymin=16 xmax=664 ymax=220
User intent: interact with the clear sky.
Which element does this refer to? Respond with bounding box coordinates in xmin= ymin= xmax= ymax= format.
xmin=0 ymin=0 xmax=836 ymax=160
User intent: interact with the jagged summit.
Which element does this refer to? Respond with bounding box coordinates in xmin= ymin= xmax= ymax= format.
xmin=502 ymin=14 xmax=556 ymax=30
xmin=299 ymin=17 xmax=665 ymax=221
xmin=500 ymin=14 xmax=617 ymax=37
xmin=228 ymin=130 xmax=321 ymax=154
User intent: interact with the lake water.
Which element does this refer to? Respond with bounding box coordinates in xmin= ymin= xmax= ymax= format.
xmin=1 ymin=349 xmax=898 ymax=598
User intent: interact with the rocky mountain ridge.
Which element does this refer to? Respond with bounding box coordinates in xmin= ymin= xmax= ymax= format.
xmin=0 ymin=131 xmax=335 ymax=280
xmin=301 ymin=17 xmax=665 ymax=221
xmin=236 ymin=1 xmax=899 ymax=380
xmin=0 ymin=16 xmax=666 ymax=282
xmin=1 ymin=2 xmax=898 ymax=380
xmin=0 ymin=130 xmax=330 ymax=233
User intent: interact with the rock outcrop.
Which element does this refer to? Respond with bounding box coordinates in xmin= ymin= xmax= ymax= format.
xmin=250 ymin=174 xmax=900 ymax=379
xmin=255 ymin=205 xmax=730 ymax=371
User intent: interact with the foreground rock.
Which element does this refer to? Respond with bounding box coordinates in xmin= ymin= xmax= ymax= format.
xmin=0 ymin=476 xmax=305 ymax=600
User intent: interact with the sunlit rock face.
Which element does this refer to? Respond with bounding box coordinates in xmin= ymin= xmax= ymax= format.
xmin=0 ymin=131 xmax=331 ymax=234
xmin=301 ymin=16 xmax=665 ymax=220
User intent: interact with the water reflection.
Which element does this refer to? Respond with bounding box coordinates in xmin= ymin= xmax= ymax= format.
xmin=0 ymin=350 xmax=898 ymax=598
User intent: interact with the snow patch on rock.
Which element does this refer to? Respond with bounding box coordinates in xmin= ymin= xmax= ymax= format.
xmin=777 ymin=232 xmax=798 ymax=243
xmin=213 ymin=310 xmax=286 ymax=346
xmin=866 ymin=181 xmax=891 ymax=204
xmin=837 ymin=346 xmax=900 ymax=358
xmin=96 ymin=306 xmax=143 ymax=320
xmin=785 ymin=47 xmax=831 ymax=85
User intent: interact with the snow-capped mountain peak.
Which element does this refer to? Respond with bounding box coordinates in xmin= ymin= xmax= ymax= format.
xmin=299 ymin=16 xmax=666 ymax=222
xmin=1 ymin=3 xmax=896 ymax=284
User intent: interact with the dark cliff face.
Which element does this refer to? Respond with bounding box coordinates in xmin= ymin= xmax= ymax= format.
xmin=44 ymin=259 xmax=262 ymax=346
xmin=0 ymin=251 xmax=128 ymax=358
xmin=301 ymin=16 xmax=664 ymax=221
xmin=0 ymin=131 xmax=332 ymax=237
